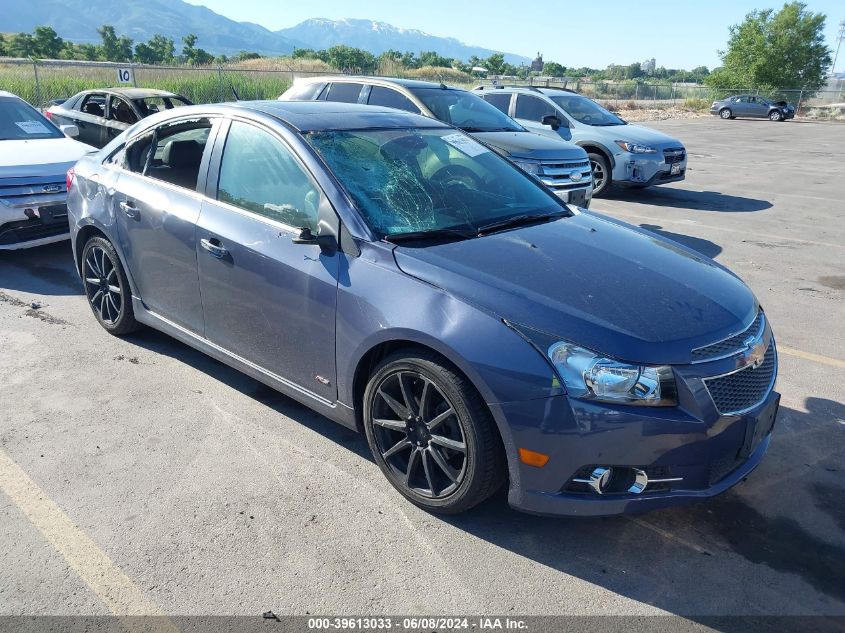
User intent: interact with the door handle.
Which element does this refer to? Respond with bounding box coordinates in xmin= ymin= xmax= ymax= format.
xmin=200 ymin=238 xmax=228 ymax=259
xmin=119 ymin=200 xmax=139 ymax=219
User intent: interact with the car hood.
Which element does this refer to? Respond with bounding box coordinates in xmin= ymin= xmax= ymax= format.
xmin=0 ymin=138 xmax=94 ymax=175
xmin=597 ymin=124 xmax=684 ymax=149
xmin=392 ymin=212 xmax=757 ymax=365
xmin=471 ymin=131 xmax=588 ymax=161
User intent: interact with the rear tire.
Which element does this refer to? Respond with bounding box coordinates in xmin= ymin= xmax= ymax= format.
xmin=81 ymin=236 xmax=138 ymax=336
xmin=363 ymin=350 xmax=506 ymax=514
xmin=588 ymin=152 xmax=611 ymax=197
xmin=719 ymin=108 xmax=733 ymax=120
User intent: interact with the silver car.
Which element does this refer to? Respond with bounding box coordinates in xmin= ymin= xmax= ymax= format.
xmin=474 ymin=86 xmax=688 ymax=196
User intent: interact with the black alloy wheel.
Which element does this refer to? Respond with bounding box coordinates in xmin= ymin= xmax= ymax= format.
xmin=81 ymin=236 xmax=138 ymax=335
xmin=363 ymin=352 xmax=505 ymax=514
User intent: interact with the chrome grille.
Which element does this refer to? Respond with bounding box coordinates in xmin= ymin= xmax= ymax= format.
xmin=538 ymin=159 xmax=592 ymax=191
xmin=692 ymin=312 xmax=765 ymax=363
xmin=703 ymin=345 xmax=776 ymax=415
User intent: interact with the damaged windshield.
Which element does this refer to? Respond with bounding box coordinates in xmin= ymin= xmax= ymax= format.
xmin=307 ymin=127 xmax=566 ymax=239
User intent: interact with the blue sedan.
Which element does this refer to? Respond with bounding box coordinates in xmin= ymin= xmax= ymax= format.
xmin=66 ymin=101 xmax=778 ymax=516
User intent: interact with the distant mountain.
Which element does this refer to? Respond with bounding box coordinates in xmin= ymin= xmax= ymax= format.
xmin=2 ymin=0 xmax=304 ymax=56
xmin=277 ymin=18 xmax=529 ymax=65
xmin=2 ymin=0 xmax=529 ymax=63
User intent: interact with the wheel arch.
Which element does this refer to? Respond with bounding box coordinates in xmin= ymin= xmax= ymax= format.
xmin=576 ymin=141 xmax=615 ymax=168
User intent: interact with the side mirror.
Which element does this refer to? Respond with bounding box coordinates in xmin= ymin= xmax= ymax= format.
xmin=60 ymin=124 xmax=80 ymax=138
xmin=292 ymin=226 xmax=337 ymax=250
xmin=541 ymin=114 xmax=562 ymax=130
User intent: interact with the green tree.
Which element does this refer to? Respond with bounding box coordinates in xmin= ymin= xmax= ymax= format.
xmin=484 ymin=53 xmax=506 ymax=74
xmin=97 ymin=25 xmax=133 ymax=61
xmin=322 ymin=45 xmax=375 ymax=72
xmin=707 ymin=2 xmax=831 ymax=90
xmin=33 ymin=26 xmax=64 ymax=58
xmin=135 ymin=34 xmax=175 ymax=64
xmin=9 ymin=33 xmax=37 ymax=57
xmin=182 ymin=33 xmax=213 ymax=65
xmin=542 ymin=61 xmax=566 ymax=76
xmin=417 ymin=50 xmax=452 ymax=68
xmin=0 ymin=34 xmax=6 ymax=57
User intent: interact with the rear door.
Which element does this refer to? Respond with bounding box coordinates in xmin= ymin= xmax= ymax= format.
xmin=112 ymin=115 xmax=219 ymax=334
xmin=74 ymin=93 xmax=108 ymax=147
xmin=104 ymin=95 xmax=140 ymax=145
xmin=196 ymin=118 xmax=339 ymax=401
xmin=366 ymin=86 xmax=421 ymax=113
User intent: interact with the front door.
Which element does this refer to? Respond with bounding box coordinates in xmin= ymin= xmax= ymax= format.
xmin=196 ymin=119 xmax=339 ymax=401
xmin=74 ymin=93 xmax=108 ymax=147
xmin=112 ymin=116 xmax=218 ymax=334
xmin=513 ymin=93 xmax=572 ymax=142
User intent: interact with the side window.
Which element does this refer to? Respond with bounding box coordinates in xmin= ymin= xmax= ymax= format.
xmin=514 ymin=95 xmax=556 ymax=122
xmin=367 ymin=86 xmax=420 ymax=113
xmin=482 ymin=93 xmax=511 ymax=114
xmin=217 ymin=121 xmax=320 ymax=231
xmin=124 ymin=133 xmax=154 ymax=173
xmin=144 ymin=118 xmax=213 ymax=190
xmin=80 ymin=93 xmax=106 ymax=117
xmin=324 ymin=82 xmax=364 ymax=104
xmin=108 ymin=97 xmax=139 ymax=124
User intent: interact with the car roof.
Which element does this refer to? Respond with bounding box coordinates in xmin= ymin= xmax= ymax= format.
xmin=296 ymin=75 xmax=464 ymax=92
xmin=0 ymin=90 xmax=25 ymax=100
xmin=130 ymin=100 xmax=449 ymax=134
xmin=79 ymin=88 xmax=184 ymax=99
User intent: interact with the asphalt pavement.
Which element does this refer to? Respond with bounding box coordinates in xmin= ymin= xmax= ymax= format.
xmin=0 ymin=117 xmax=843 ymax=625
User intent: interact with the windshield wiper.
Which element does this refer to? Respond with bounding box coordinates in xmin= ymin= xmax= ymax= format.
xmin=476 ymin=211 xmax=567 ymax=236
xmin=460 ymin=126 xmax=516 ymax=133
xmin=384 ymin=227 xmax=476 ymax=243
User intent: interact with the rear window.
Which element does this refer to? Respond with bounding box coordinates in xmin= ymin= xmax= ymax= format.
xmin=0 ymin=97 xmax=63 ymax=140
xmin=284 ymin=82 xmax=327 ymax=101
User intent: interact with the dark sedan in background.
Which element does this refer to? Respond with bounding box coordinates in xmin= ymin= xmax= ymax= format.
xmin=67 ymin=101 xmax=778 ymax=517
xmin=711 ymin=95 xmax=795 ymax=121
xmin=46 ymin=88 xmax=192 ymax=148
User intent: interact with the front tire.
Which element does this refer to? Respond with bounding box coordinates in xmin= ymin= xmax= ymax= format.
xmin=588 ymin=152 xmax=611 ymax=197
xmin=719 ymin=108 xmax=733 ymax=120
xmin=81 ymin=236 xmax=138 ymax=336
xmin=769 ymin=110 xmax=783 ymax=121
xmin=363 ymin=351 xmax=505 ymax=514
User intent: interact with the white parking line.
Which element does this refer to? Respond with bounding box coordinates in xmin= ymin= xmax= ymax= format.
xmin=0 ymin=449 xmax=178 ymax=627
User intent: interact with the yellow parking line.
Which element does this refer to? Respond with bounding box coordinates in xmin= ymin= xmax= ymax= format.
xmin=0 ymin=449 xmax=178 ymax=626
xmin=778 ymin=346 xmax=845 ymax=369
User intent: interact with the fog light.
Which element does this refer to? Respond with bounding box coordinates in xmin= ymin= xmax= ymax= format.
xmin=572 ymin=466 xmax=683 ymax=495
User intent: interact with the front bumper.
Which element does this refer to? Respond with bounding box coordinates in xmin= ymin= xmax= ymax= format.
xmin=490 ymin=343 xmax=779 ymax=517
xmin=612 ymin=150 xmax=686 ymax=187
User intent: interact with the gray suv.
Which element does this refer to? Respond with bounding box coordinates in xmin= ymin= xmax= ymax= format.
xmin=474 ymin=86 xmax=687 ymax=196
xmin=281 ymin=77 xmax=593 ymax=207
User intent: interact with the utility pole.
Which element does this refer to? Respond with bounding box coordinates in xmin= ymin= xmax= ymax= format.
xmin=833 ymin=20 xmax=845 ymax=74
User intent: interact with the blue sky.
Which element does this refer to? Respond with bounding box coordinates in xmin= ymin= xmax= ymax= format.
xmin=185 ymin=0 xmax=844 ymax=71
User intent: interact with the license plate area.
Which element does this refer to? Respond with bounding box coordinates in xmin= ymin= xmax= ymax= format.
xmin=567 ymin=189 xmax=587 ymax=207
xmin=739 ymin=394 xmax=779 ymax=459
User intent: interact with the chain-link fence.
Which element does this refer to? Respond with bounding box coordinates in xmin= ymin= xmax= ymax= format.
xmin=2 ymin=58 xmax=844 ymax=121
xmin=0 ymin=58 xmax=348 ymax=108
xmin=478 ymin=77 xmax=845 ymax=120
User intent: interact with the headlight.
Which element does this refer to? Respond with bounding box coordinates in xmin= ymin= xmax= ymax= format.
xmin=512 ymin=160 xmax=543 ymax=176
xmin=547 ymin=340 xmax=676 ymax=406
xmin=614 ymin=140 xmax=657 ymax=154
